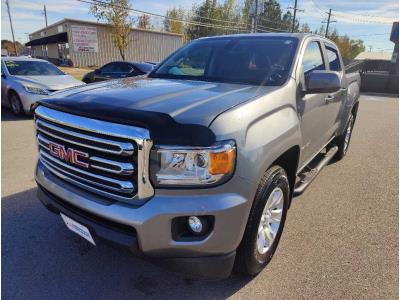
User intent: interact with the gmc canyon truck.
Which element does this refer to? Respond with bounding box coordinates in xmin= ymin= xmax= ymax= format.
xmin=34 ymin=33 xmax=360 ymax=279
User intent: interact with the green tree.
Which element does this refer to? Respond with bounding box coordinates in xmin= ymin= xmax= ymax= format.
xmin=257 ymin=0 xmax=294 ymax=32
xmin=164 ymin=8 xmax=186 ymax=38
xmin=89 ymin=0 xmax=132 ymax=60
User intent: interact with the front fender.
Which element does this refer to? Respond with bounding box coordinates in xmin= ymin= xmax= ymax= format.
xmin=209 ymin=79 xmax=302 ymax=188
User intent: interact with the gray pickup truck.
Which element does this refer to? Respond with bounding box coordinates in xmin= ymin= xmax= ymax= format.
xmin=34 ymin=33 xmax=360 ymax=279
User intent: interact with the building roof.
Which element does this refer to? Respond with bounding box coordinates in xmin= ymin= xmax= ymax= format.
xmin=354 ymin=51 xmax=393 ymax=60
xmin=29 ymin=18 xmax=183 ymax=37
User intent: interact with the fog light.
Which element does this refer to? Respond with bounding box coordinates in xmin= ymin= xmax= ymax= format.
xmin=188 ymin=216 xmax=203 ymax=234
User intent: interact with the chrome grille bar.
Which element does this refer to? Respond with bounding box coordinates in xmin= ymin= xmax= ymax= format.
xmin=37 ymin=134 xmax=135 ymax=176
xmin=40 ymin=150 xmax=134 ymax=193
xmin=35 ymin=105 xmax=154 ymax=203
xmin=36 ymin=119 xmax=134 ymax=156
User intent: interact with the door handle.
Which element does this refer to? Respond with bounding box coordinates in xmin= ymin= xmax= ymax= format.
xmin=325 ymin=95 xmax=334 ymax=104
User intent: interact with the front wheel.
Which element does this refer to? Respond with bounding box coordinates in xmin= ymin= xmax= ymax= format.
xmin=9 ymin=92 xmax=24 ymax=116
xmin=235 ymin=165 xmax=290 ymax=276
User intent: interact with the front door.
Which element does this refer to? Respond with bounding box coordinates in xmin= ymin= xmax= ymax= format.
xmin=298 ymin=40 xmax=332 ymax=167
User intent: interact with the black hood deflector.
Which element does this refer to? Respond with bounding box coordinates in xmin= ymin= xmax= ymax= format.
xmin=37 ymin=99 xmax=216 ymax=147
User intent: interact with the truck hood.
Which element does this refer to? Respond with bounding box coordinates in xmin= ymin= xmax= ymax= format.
xmin=39 ymin=77 xmax=279 ymax=145
xmin=14 ymin=75 xmax=84 ymax=91
xmin=43 ymin=77 xmax=278 ymax=125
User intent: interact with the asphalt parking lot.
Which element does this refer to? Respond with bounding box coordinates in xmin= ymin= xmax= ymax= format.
xmin=2 ymin=94 xmax=398 ymax=299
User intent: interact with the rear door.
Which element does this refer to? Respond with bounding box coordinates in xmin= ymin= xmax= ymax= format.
xmin=298 ymin=40 xmax=332 ymax=167
xmin=322 ymin=43 xmax=347 ymax=134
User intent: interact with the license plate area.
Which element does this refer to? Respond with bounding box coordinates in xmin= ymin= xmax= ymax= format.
xmin=61 ymin=213 xmax=96 ymax=246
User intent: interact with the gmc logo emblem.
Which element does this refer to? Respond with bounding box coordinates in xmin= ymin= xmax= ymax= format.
xmin=48 ymin=142 xmax=89 ymax=168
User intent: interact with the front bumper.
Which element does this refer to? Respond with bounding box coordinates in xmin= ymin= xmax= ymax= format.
xmin=35 ymin=161 xmax=253 ymax=279
xmin=18 ymin=91 xmax=47 ymax=113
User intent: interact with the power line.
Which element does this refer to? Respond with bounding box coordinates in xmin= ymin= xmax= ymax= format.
xmin=309 ymin=0 xmax=397 ymax=24
xmin=77 ymin=0 xmax=250 ymax=32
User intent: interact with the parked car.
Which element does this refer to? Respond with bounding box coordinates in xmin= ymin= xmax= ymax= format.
xmin=82 ymin=61 xmax=155 ymax=83
xmin=1 ymin=57 xmax=84 ymax=116
xmin=34 ymin=33 xmax=360 ymax=279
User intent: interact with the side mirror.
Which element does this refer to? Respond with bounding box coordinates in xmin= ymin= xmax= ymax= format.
xmin=305 ymin=71 xmax=341 ymax=94
xmin=94 ymin=68 xmax=100 ymax=74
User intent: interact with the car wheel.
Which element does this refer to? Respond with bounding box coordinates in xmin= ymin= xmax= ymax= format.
xmin=235 ymin=165 xmax=290 ymax=276
xmin=9 ymin=92 xmax=24 ymax=116
xmin=333 ymin=114 xmax=354 ymax=161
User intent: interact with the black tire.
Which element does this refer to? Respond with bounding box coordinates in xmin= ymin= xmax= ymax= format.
xmin=235 ymin=165 xmax=290 ymax=276
xmin=333 ymin=114 xmax=354 ymax=161
xmin=8 ymin=91 xmax=24 ymax=116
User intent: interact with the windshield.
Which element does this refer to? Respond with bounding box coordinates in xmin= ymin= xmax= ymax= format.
xmin=135 ymin=63 xmax=154 ymax=73
xmin=4 ymin=60 xmax=65 ymax=76
xmin=150 ymin=36 xmax=298 ymax=86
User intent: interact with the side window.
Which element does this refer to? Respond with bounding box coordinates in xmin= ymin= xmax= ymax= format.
xmin=302 ymin=41 xmax=325 ymax=77
xmin=325 ymin=45 xmax=342 ymax=71
xmin=100 ymin=63 xmax=116 ymax=73
xmin=116 ymin=63 xmax=134 ymax=73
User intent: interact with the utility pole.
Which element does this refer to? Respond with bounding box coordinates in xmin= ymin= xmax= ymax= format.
xmin=322 ymin=8 xmax=336 ymax=37
xmin=250 ymin=0 xmax=259 ymax=33
xmin=5 ymin=0 xmax=18 ymax=56
xmin=288 ymin=0 xmax=304 ymax=33
xmin=43 ymin=5 xmax=48 ymax=27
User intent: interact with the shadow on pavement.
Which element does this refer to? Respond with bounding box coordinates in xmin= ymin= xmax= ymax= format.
xmin=2 ymin=188 xmax=254 ymax=299
xmin=1 ymin=108 xmax=33 ymax=122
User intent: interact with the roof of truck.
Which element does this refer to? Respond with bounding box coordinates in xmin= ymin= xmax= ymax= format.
xmin=197 ymin=32 xmax=332 ymax=42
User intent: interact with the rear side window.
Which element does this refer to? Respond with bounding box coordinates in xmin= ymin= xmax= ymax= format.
xmin=325 ymin=45 xmax=342 ymax=71
xmin=101 ymin=63 xmax=117 ymax=73
xmin=116 ymin=63 xmax=133 ymax=73
xmin=302 ymin=41 xmax=325 ymax=76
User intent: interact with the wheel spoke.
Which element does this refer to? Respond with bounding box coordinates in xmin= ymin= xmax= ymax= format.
xmin=264 ymin=226 xmax=274 ymax=246
xmin=268 ymin=209 xmax=282 ymax=223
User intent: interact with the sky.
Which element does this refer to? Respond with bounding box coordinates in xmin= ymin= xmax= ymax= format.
xmin=1 ymin=0 xmax=398 ymax=52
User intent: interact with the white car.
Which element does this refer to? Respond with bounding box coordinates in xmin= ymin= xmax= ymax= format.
xmin=1 ymin=57 xmax=84 ymax=116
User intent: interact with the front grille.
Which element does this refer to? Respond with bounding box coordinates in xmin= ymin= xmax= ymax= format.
xmin=35 ymin=106 xmax=154 ymax=203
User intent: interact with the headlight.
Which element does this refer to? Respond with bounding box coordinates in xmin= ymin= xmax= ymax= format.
xmin=151 ymin=140 xmax=236 ymax=187
xmin=23 ymin=86 xmax=49 ymax=95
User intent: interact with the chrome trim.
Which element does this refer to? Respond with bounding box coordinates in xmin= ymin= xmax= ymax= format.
xmin=40 ymin=160 xmax=136 ymax=202
xmin=36 ymin=118 xmax=134 ymax=156
xmin=90 ymin=156 xmax=134 ymax=175
xmin=37 ymin=134 xmax=135 ymax=176
xmin=35 ymin=106 xmax=155 ymax=201
xmin=40 ymin=150 xmax=134 ymax=192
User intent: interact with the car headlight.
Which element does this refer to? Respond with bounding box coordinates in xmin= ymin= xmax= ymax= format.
xmin=23 ymin=86 xmax=49 ymax=95
xmin=151 ymin=140 xmax=236 ymax=187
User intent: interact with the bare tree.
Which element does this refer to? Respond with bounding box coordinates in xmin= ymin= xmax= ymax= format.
xmin=137 ymin=14 xmax=151 ymax=29
xmin=90 ymin=0 xmax=132 ymax=60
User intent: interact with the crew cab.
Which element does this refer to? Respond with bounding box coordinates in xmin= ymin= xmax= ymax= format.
xmin=34 ymin=33 xmax=360 ymax=279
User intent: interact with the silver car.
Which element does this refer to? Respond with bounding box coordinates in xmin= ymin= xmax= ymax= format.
xmin=1 ymin=57 xmax=84 ymax=116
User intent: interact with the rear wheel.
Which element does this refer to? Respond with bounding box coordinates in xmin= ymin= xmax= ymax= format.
xmin=9 ymin=91 xmax=24 ymax=116
xmin=235 ymin=165 xmax=290 ymax=276
xmin=333 ymin=114 xmax=354 ymax=161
